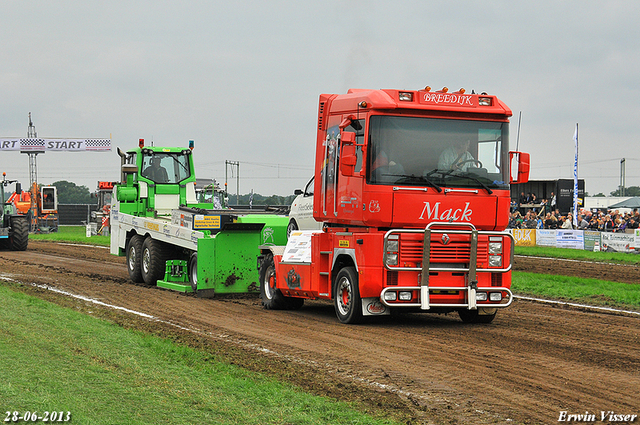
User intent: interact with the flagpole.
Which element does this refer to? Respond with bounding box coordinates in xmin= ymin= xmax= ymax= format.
xmin=573 ymin=123 xmax=579 ymax=227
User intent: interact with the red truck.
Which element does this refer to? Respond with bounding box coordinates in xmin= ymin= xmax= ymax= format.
xmin=259 ymin=86 xmax=530 ymax=324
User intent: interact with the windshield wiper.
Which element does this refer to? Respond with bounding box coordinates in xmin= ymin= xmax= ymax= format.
xmin=391 ymin=174 xmax=442 ymax=192
xmin=424 ymin=169 xmax=492 ymax=194
xmin=453 ymin=174 xmax=493 ymax=194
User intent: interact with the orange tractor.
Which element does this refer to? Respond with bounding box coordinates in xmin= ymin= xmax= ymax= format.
xmin=7 ymin=182 xmax=58 ymax=233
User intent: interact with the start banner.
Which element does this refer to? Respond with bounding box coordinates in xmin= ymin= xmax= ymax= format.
xmin=0 ymin=138 xmax=111 ymax=152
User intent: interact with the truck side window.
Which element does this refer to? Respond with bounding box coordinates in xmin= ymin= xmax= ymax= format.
xmin=344 ymin=119 xmax=365 ymax=173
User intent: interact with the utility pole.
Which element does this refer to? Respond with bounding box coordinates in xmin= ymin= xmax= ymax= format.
xmin=24 ymin=113 xmax=43 ymax=231
xmin=225 ymin=160 xmax=240 ymax=205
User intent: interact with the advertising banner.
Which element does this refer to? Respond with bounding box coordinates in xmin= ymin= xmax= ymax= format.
xmin=600 ymin=232 xmax=635 ymax=253
xmin=510 ymin=229 xmax=536 ymax=246
xmin=556 ymin=230 xmax=584 ymax=250
xmin=536 ymin=229 xmax=557 ymax=247
xmin=583 ymin=230 xmax=601 ymax=251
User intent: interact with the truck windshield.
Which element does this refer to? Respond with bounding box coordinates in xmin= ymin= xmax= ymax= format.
xmin=141 ymin=152 xmax=191 ymax=184
xmin=367 ymin=115 xmax=509 ymax=190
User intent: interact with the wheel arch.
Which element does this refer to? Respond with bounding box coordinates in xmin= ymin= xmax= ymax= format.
xmin=331 ymin=251 xmax=357 ymax=299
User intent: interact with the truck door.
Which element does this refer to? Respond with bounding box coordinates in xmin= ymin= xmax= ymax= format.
xmin=319 ymin=118 xmax=365 ymax=223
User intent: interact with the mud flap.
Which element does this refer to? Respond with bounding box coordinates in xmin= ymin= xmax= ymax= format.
xmin=362 ymin=297 xmax=390 ymax=316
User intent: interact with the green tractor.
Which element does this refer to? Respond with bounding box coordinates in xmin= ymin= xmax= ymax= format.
xmin=1 ymin=173 xmax=29 ymax=251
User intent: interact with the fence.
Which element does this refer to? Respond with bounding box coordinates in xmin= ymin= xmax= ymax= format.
xmin=509 ymin=228 xmax=640 ymax=253
xmin=58 ymin=204 xmax=99 ymax=226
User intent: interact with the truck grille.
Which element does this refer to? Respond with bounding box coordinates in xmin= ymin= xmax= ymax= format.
xmin=400 ymin=237 xmax=489 ymax=264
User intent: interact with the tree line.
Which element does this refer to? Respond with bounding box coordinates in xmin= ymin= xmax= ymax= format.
xmin=39 ymin=181 xmax=297 ymax=206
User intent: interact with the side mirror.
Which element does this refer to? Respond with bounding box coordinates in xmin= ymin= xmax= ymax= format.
xmin=339 ymin=132 xmax=357 ymax=176
xmin=294 ymin=189 xmax=303 ymax=196
xmin=509 ymin=151 xmax=530 ymax=184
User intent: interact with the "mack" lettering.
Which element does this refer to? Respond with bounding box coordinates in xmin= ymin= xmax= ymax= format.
xmin=419 ymin=202 xmax=472 ymax=221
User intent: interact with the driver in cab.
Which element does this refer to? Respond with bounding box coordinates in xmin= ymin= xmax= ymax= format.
xmin=143 ymin=157 xmax=169 ymax=183
xmin=438 ymin=139 xmax=476 ymax=171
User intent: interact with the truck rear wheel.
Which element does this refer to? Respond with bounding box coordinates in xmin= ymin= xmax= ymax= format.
xmin=126 ymin=235 xmax=144 ymax=283
xmin=141 ymin=237 xmax=172 ymax=285
xmin=188 ymin=252 xmax=198 ymax=292
xmin=259 ymin=253 xmax=304 ymax=310
xmin=9 ymin=217 xmax=28 ymax=251
xmin=333 ymin=266 xmax=362 ymax=324
xmin=458 ymin=308 xmax=497 ymax=324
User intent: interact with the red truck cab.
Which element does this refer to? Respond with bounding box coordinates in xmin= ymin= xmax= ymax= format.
xmin=262 ymin=87 xmax=530 ymax=324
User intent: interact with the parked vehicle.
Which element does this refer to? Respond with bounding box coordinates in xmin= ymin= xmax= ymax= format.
xmin=0 ymin=173 xmax=28 ymax=251
xmin=287 ymin=177 xmax=322 ymax=237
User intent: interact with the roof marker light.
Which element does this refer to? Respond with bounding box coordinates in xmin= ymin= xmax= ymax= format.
xmin=189 ymin=140 xmax=194 ymax=150
xmin=424 ymin=86 xmax=432 ymax=92
xmin=139 ymin=139 xmax=144 ymax=148
xmin=456 ymin=88 xmax=466 ymax=94
xmin=358 ymin=101 xmax=368 ymax=108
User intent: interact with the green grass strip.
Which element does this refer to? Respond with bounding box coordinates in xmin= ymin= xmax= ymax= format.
xmin=512 ymin=271 xmax=640 ymax=310
xmin=0 ymin=284 xmax=398 ymax=425
xmin=30 ymin=225 xmax=110 ymax=247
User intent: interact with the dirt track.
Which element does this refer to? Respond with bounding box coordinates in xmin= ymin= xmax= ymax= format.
xmin=1 ymin=241 xmax=638 ymax=424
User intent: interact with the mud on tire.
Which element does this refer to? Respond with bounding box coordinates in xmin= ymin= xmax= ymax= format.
xmin=126 ymin=234 xmax=145 ymax=283
xmin=259 ymin=253 xmax=304 ymax=310
xmin=140 ymin=237 xmax=173 ymax=285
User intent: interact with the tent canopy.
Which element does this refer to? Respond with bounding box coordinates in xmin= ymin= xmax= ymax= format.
xmin=607 ymin=197 xmax=640 ymax=209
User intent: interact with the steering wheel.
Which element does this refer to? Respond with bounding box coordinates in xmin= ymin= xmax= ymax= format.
xmin=456 ymin=159 xmax=483 ymax=169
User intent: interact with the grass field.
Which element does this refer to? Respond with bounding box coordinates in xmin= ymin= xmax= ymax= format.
xmin=0 ymin=284 xmax=398 ymax=425
xmin=30 ymin=225 xmax=110 ymax=247
xmin=512 ymin=272 xmax=640 ymax=310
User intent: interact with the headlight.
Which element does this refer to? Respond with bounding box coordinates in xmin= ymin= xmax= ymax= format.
xmin=399 ymin=291 xmax=412 ymax=301
xmin=385 ymin=253 xmax=398 ymax=266
xmin=489 ymin=255 xmax=502 ymax=268
xmin=489 ymin=292 xmax=503 ymax=302
xmin=384 ymin=291 xmax=397 ymax=301
xmin=488 ymin=241 xmax=502 ymax=255
xmin=476 ymin=292 xmax=488 ymax=301
xmin=386 ymin=239 xmax=399 ymax=252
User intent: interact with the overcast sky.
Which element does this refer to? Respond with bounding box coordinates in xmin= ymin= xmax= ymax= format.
xmin=2 ymin=1 xmax=639 ymax=198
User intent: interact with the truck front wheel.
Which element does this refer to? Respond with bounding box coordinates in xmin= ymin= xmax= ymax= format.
xmin=141 ymin=237 xmax=171 ymax=285
xmin=334 ymin=266 xmax=362 ymax=324
xmin=126 ymin=235 xmax=144 ymax=283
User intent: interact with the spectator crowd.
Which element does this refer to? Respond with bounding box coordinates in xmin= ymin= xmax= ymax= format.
xmin=508 ymin=192 xmax=640 ymax=232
